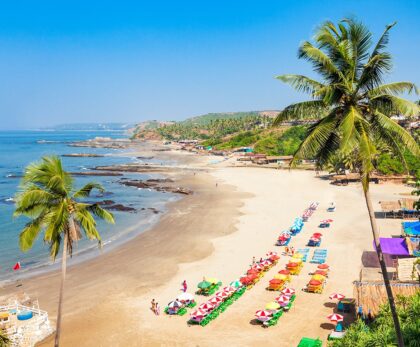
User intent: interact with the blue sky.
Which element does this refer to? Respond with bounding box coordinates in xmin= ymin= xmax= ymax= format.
xmin=0 ymin=0 xmax=418 ymax=129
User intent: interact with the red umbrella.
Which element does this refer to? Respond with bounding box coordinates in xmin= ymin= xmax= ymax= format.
xmin=281 ymin=288 xmax=296 ymax=296
xmin=209 ymin=296 xmax=223 ymax=305
xmin=327 ymin=313 xmax=344 ymax=322
xmin=329 ymin=293 xmax=345 ymax=300
xmin=240 ymin=277 xmax=252 ymax=285
xmin=215 ymin=291 xmax=229 ymax=299
xmin=321 ymin=219 xmax=333 ymax=223
xmin=275 ymin=295 xmax=290 ymax=304
xmin=247 ymin=268 xmax=259 ymax=275
xmin=287 ymin=262 xmax=298 ymax=268
xmin=314 ymin=270 xmax=328 ymax=276
xmin=278 ymin=269 xmax=290 ymax=275
xmin=269 ymin=279 xmax=283 ymax=285
xmin=317 ymin=264 xmax=329 ymax=270
xmin=261 ymin=260 xmax=272 ymax=267
xmin=313 ymin=233 xmax=323 ymax=238
xmin=309 ymin=279 xmax=322 ymax=286
xmin=252 ymin=263 xmax=263 ymax=271
xmin=255 ymin=310 xmax=272 ymax=320
xmin=270 ymin=255 xmax=280 ymax=261
xmin=198 ymin=302 xmax=214 ymax=311
xmin=223 ymin=286 xmax=236 ymax=294
xmin=190 ymin=308 xmax=207 ymax=318
xmin=310 ymin=237 xmax=320 ymax=242
xmin=247 ymin=273 xmax=258 ymax=280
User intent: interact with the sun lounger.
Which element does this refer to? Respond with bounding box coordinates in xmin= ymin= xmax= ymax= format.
xmin=328 ymin=331 xmax=346 ymax=340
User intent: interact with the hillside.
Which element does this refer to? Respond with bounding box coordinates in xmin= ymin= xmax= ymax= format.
xmin=181 ymin=110 xmax=279 ymax=126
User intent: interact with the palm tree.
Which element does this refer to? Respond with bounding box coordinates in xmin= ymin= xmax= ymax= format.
xmin=274 ymin=18 xmax=419 ymax=346
xmin=0 ymin=330 xmax=10 ymax=347
xmin=14 ymin=156 xmax=115 ymax=347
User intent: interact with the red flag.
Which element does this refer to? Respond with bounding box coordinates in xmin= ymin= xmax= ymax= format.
xmin=13 ymin=262 xmax=21 ymax=271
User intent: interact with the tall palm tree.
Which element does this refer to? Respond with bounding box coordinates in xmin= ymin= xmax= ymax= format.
xmin=0 ymin=330 xmax=10 ymax=347
xmin=14 ymin=156 xmax=115 ymax=347
xmin=274 ymin=18 xmax=419 ymax=347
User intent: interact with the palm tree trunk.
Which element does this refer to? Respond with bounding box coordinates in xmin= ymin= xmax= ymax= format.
xmin=363 ymin=188 xmax=405 ymax=347
xmin=54 ymin=231 xmax=68 ymax=347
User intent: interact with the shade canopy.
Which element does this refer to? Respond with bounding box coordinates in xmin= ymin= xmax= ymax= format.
xmin=329 ymin=293 xmax=345 ymax=300
xmin=278 ymin=269 xmax=290 ymax=275
xmin=255 ymin=310 xmax=272 ymax=319
xmin=176 ymin=293 xmax=194 ymax=302
xmin=282 ymin=288 xmax=296 ymax=295
xmin=274 ymin=274 xmax=288 ymax=280
xmin=198 ymin=302 xmax=214 ymax=311
xmin=375 ymin=237 xmax=409 ymax=256
xmin=327 ymin=313 xmax=344 ymax=322
xmin=168 ymin=300 xmax=182 ymax=309
xmin=318 ymin=264 xmax=329 ymax=269
xmin=269 ymin=279 xmax=283 ymax=285
xmin=275 ymin=295 xmax=290 ymax=304
xmin=197 ymin=281 xmax=211 ymax=289
xmin=309 ymin=279 xmax=322 ymax=286
xmin=265 ymin=301 xmax=281 ymax=310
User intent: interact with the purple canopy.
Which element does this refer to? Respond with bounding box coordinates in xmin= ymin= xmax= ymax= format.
xmin=374 ymin=238 xmax=409 ymax=256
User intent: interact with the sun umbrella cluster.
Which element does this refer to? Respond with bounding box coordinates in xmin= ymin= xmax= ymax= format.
xmin=165 ymin=293 xmax=196 ymax=316
xmin=196 ymin=277 xmax=222 ymax=296
xmin=306 ymin=264 xmax=329 ymax=294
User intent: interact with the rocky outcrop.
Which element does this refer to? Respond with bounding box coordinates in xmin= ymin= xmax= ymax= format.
xmin=119 ymin=179 xmax=192 ymax=195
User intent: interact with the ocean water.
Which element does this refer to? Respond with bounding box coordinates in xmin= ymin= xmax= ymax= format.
xmin=0 ymin=130 xmax=178 ymax=281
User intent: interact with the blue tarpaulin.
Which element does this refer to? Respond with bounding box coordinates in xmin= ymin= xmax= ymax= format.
xmin=403 ymin=221 xmax=420 ymax=237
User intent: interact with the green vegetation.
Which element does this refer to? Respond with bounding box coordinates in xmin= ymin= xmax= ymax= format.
xmin=182 ymin=111 xmax=261 ymax=126
xmin=331 ymin=293 xmax=420 ymax=347
xmin=14 ymin=156 xmax=115 ymax=347
xmin=0 ymin=330 xmax=10 ymax=347
xmin=274 ymin=18 xmax=419 ymax=346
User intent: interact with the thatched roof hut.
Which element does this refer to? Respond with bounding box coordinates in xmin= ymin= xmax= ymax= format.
xmin=353 ymin=281 xmax=420 ymax=316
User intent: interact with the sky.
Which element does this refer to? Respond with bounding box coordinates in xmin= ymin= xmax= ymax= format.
xmin=0 ymin=0 xmax=419 ymax=129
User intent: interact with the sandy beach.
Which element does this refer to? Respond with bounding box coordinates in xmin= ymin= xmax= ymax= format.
xmin=1 ymin=149 xmax=413 ymax=347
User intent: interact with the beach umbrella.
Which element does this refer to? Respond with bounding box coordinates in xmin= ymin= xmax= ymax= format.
xmin=314 ymin=270 xmax=328 ymax=276
xmin=310 ymin=237 xmax=320 ymax=242
xmin=168 ymin=300 xmax=182 ymax=309
xmin=191 ymin=309 xmax=208 ymax=319
xmin=270 ymin=255 xmax=280 ymax=261
xmin=291 ymin=258 xmax=302 ymax=264
xmin=247 ymin=273 xmax=258 ymax=281
xmin=278 ymin=269 xmax=290 ymax=275
xmin=312 ymin=274 xmax=326 ymax=281
xmin=247 ymin=268 xmax=259 ymax=275
xmin=274 ymin=274 xmax=288 ymax=281
xmin=309 ymin=279 xmax=322 ymax=286
xmin=327 ymin=313 xmax=344 ymax=322
xmin=198 ymin=302 xmax=214 ymax=311
xmin=215 ymin=291 xmax=229 ymax=299
xmin=197 ymin=281 xmax=211 ymax=289
xmin=292 ymin=253 xmax=304 ymax=259
xmin=240 ymin=277 xmax=252 ymax=285
xmin=206 ymin=277 xmax=219 ymax=284
xmin=176 ymin=293 xmax=194 ymax=302
xmin=269 ymin=279 xmax=283 ymax=285
xmin=287 ymin=262 xmax=298 ymax=268
xmin=261 ymin=260 xmax=272 ymax=267
xmin=252 ymin=263 xmax=263 ymax=271
xmin=222 ymin=286 xmax=236 ymax=294
xmin=255 ymin=310 xmax=272 ymax=321
xmin=281 ymin=288 xmax=296 ymax=296
xmin=313 ymin=233 xmax=323 ymax=238
xmin=275 ymin=295 xmax=290 ymax=304
xmin=229 ymin=280 xmax=241 ymax=288
xmin=265 ymin=301 xmax=281 ymax=310
xmin=318 ymin=264 xmax=330 ymax=270
xmin=329 ymin=293 xmax=345 ymax=300
xmin=209 ymin=296 xmax=223 ymax=305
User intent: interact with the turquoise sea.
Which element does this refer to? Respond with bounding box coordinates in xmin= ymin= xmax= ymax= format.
xmin=0 ymin=130 xmax=177 ymax=281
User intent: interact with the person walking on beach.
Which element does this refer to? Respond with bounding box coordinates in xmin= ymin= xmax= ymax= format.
xmin=155 ymin=302 xmax=160 ymax=316
xmin=151 ymin=299 xmax=156 ymax=314
xmin=182 ymin=280 xmax=187 ymax=293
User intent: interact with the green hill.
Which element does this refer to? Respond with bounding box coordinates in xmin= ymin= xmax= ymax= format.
xmin=181 ymin=111 xmax=279 ymax=126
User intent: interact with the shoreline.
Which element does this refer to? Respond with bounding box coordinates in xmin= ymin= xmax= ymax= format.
xmin=0 ymin=145 xmax=414 ymax=346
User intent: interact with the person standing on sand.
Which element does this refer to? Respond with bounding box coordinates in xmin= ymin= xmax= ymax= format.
xmin=155 ymin=302 xmax=160 ymax=316
xmin=252 ymin=256 xmax=256 ymax=265
xmin=182 ymin=280 xmax=187 ymax=293
xmin=151 ymin=299 xmax=156 ymax=314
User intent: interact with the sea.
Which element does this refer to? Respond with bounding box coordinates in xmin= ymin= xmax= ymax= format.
xmin=0 ymin=130 xmax=178 ymax=282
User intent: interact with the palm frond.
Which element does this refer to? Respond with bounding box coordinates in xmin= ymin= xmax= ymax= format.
xmin=73 ymin=182 xmax=105 ymax=199
xmin=19 ymin=215 xmax=45 ymax=252
xmin=85 ymin=203 xmax=115 ymax=224
xmin=275 ymin=74 xmax=325 ymax=95
xmin=368 ymin=82 xmax=418 ymax=97
xmin=273 ymin=100 xmax=327 ymax=124
xmin=370 ymin=95 xmax=420 ymax=117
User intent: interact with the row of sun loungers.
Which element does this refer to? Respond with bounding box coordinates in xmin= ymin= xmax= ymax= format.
xmin=305 ymin=264 xmax=330 ymax=294
xmin=254 ymin=288 xmax=297 ymax=328
xmin=188 ymin=252 xmax=279 ymax=326
xmin=302 ymin=202 xmax=319 ymax=221
xmin=310 ymin=249 xmax=328 ymax=264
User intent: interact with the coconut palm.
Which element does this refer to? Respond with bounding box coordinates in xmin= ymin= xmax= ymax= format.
xmin=274 ymin=18 xmax=419 ymax=346
xmin=14 ymin=156 xmax=115 ymax=347
xmin=0 ymin=330 xmax=10 ymax=347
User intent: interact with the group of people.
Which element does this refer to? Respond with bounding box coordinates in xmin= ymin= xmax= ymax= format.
xmin=150 ymin=299 xmax=160 ymax=315
xmin=150 ymin=280 xmax=188 ymax=316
